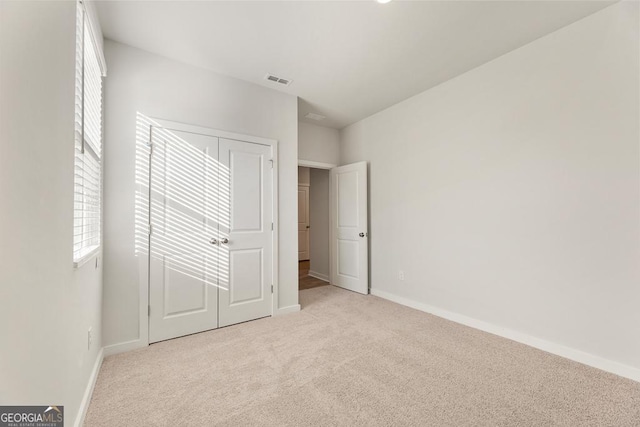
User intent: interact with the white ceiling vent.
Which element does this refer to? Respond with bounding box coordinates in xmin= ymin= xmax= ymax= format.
xmin=265 ymin=73 xmax=292 ymax=86
xmin=305 ymin=112 xmax=326 ymax=121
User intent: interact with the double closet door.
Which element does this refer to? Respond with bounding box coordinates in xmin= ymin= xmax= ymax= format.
xmin=148 ymin=125 xmax=273 ymax=343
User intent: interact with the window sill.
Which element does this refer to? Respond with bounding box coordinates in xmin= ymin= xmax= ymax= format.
xmin=73 ymin=245 xmax=101 ymax=269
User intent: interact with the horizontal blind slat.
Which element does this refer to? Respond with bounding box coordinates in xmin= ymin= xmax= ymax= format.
xmin=74 ymin=1 xmax=103 ymax=263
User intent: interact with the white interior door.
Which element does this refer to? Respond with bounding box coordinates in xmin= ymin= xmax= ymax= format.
xmin=298 ymin=185 xmax=310 ymax=261
xmin=217 ymin=138 xmax=273 ymax=327
xmin=149 ymin=127 xmax=220 ymax=343
xmin=330 ymin=162 xmax=368 ymax=294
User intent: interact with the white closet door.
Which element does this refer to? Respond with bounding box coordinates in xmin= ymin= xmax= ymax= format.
xmin=217 ymin=138 xmax=273 ymax=327
xmin=149 ymin=127 xmax=220 ymax=343
xmin=330 ymin=161 xmax=369 ymax=294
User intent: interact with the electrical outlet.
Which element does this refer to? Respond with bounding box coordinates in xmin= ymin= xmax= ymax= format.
xmin=399 ymin=270 xmax=405 ymax=281
xmin=87 ymin=327 xmax=92 ymax=351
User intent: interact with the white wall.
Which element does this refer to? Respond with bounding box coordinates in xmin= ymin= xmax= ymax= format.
xmin=0 ymin=1 xmax=104 ymax=424
xmin=341 ymin=2 xmax=640 ymax=378
xmin=309 ymin=168 xmax=330 ymax=279
xmin=299 ymin=121 xmax=340 ymax=165
xmin=102 ymin=41 xmax=299 ymax=349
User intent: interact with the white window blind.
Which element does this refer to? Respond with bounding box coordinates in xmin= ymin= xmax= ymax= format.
xmin=74 ymin=1 xmax=104 ymax=263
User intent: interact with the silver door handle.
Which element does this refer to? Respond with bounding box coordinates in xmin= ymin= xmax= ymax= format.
xmin=220 ymin=238 xmax=229 ymax=244
xmin=209 ymin=238 xmax=218 ymax=245
xmin=359 ymin=232 xmax=366 ymax=237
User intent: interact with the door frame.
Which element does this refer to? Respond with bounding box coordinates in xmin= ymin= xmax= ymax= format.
xmin=297 ymin=160 xmax=336 ymax=285
xmin=298 ymin=159 xmax=337 ymax=170
xmin=138 ymin=118 xmax=279 ymax=347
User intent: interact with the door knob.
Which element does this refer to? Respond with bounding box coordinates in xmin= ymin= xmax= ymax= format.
xmin=359 ymin=232 xmax=366 ymax=237
xmin=209 ymin=238 xmax=218 ymax=245
xmin=220 ymin=238 xmax=229 ymax=244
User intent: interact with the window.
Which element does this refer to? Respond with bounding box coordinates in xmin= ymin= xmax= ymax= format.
xmin=74 ymin=2 xmax=104 ymax=264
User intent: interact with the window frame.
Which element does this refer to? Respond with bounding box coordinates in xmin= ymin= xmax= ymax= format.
xmin=73 ymin=0 xmax=105 ymax=268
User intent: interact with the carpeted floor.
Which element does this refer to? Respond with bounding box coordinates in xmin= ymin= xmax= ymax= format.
xmin=85 ymin=286 xmax=640 ymax=426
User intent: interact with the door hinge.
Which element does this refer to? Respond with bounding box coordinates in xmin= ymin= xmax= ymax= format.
xmin=271 ymin=284 xmax=274 ymax=294
xmin=271 ymin=222 xmax=274 ymax=231
xmin=269 ymin=159 xmax=273 ymax=168
xmin=148 ymin=224 xmax=153 ymax=235
xmin=148 ymin=305 xmax=151 ymax=316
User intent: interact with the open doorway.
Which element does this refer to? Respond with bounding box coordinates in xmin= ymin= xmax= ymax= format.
xmin=298 ymin=166 xmax=331 ymax=290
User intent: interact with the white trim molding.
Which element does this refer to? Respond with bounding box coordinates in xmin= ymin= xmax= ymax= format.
xmin=73 ymin=247 xmax=101 ymax=269
xmin=308 ymin=270 xmax=330 ymax=283
xmin=275 ymin=304 xmax=301 ymax=316
xmin=370 ymin=288 xmax=640 ymax=383
xmin=103 ymin=339 xmax=148 ymax=357
xmin=155 ymin=118 xmax=277 ymax=146
xmin=298 ymin=159 xmax=336 ymax=170
xmin=74 ymin=348 xmax=104 ymax=427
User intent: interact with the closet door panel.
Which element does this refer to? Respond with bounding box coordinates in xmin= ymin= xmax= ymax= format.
xmin=218 ymin=138 xmax=273 ymax=327
xmin=148 ymin=127 xmax=220 ymax=343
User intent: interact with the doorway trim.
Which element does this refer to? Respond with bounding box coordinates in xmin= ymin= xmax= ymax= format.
xmin=137 ymin=117 xmax=279 ymax=348
xmin=298 ymin=159 xmax=336 ymax=170
xmin=297 ymin=159 xmax=336 ymax=288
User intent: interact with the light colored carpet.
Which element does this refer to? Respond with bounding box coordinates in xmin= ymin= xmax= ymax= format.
xmin=85 ymin=286 xmax=640 ymax=426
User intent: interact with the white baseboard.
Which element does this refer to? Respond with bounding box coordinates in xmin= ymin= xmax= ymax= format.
xmin=276 ymin=304 xmax=301 ymax=316
xmin=74 ymin=348 xmax=104 ymax=427
xmin=370 ymin=288 xmax=640 ymax=383
xmin=308 ymin=270 xmax=330 ymax=282
xmin=103 ymin=339 xmax=147 ymax=357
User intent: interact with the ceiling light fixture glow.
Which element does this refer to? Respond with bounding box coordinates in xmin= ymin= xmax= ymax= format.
xmin=377 ymin=0 xmax=392 ymax=4
xmin=305 ymin=113 xmax=326 ymax=121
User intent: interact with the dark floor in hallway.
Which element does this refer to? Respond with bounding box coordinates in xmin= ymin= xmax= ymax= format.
xmin=299 ymin=260 xmax=330 ymax=290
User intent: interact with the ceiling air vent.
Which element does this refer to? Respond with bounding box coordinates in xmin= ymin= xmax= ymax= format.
xmin=265 ymin=73 xmax=292 ymax=86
